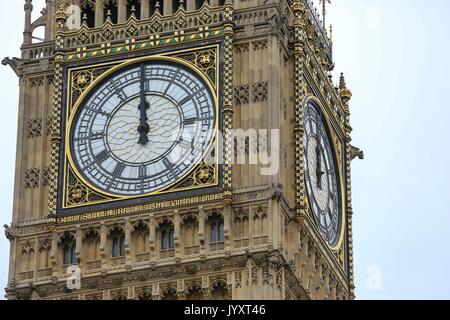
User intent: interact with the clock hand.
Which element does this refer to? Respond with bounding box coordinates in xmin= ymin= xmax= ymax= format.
xmin=137 ymin=64 xmax=150 ymax=145
xmin=315 ymin=138 xmax=325 ymax=190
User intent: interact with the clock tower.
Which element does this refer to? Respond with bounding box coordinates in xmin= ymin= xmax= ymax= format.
xmin=4 ymin=0 xmax=360 ymax=300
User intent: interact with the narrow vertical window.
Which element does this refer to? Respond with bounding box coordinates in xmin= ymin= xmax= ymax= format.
xmin=219 ymin=222 xmax=224 ymax=242
xmin=161 ymin=230 xmax=167 ymax=250
xmin=112 ymin=237 xmax=119 ymax=257
xmin=169 ymin=229 xmax=174 ymax=250
xmin=63 ymin=245 xmax=71 ymax=265
xmin=120 ymin=236 xmax=125 ymax=256
xmin=211 ymin=223 xmax=217 ymax=242
xmin=71 ymin=244 xmax=77 ymax=264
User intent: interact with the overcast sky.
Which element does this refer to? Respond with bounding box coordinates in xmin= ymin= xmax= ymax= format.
xmin=0 ymin=0 xmax=449 ymax=300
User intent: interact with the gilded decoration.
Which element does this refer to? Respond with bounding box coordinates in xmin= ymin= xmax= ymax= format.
xmin=60 ymin=45 xmax=221 ymax=211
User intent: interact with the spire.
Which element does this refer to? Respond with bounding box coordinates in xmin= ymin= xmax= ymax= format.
xmin=339 ymin=72 xmax=346 ymax=90
xmin=319 ymin=0 xmax=331 ymax=30
xmin=339 ymin=73 xmax=352 ymax=105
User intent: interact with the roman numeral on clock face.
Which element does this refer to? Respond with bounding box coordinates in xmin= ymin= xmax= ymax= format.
xmin=184 ymin=117 xmax=198 ymax=126
xmin=112 ymin=163 xmax=125 ymax=177
xmin=178 ymin=96 xmax=191 ymax=107
xmin=94 ymin=149 xmax=109 ymax=164
xmin=163 ymin=157 xmax=177 ymax=178
xmin=139 ymin=165 xmax=147 ymax=179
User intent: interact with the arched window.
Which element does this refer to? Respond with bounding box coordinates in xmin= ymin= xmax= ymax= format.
xmin=209 ymin=214 xmax=224 ymax=243
xmin=63 ymin=244 xmax=77 ymax=265
xmin=112 ymin=235 xmax=125 ymax=257
xmin=161 ymin=287 xmax=177 ymax=300
xmin=137 ymin=291 xmax=152 ymax=300
xmin=211 ymin=282 xmax=228 ymax=300
xmin=186 ymin=284 xmax=203 ymax=300
xmin=161 ymin=225 xmax=174 ymax=250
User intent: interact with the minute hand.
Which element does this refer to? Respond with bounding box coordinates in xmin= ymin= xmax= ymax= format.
xmin=316 ymin=140 xmax=324 ymax=190
xmin=137 ymin=64 xmax=150 ymax=145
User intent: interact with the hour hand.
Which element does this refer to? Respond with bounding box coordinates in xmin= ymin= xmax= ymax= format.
xmin=315 ymin=143 xmax=325 ymax=189
xmin=137 ymin=98 xmax=150 ymax=145
xmin=137 ymin=65 xmax=150 ymax=145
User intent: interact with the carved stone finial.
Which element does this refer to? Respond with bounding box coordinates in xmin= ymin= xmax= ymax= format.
xmin=106 ymin=10 xmax=112 ymax=22
xmin=179 ymin=0 xmax=185 ymax=10
xmin=130 ymin=5 xmax=136 ymax=18
xmin=155 ymin=1 xmax=161 ymax=15
xmin=339 ymin=72 xmax=347 ymax=90
xmin=82 ymin=13 xmax=88 ymax=26
xmin=24 ymin=0 xmax=33 ymax=12
xmin=339 ymin=72 xmax=352 ymax=103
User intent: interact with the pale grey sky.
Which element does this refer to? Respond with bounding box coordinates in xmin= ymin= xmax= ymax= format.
xmin=1 ymin=0 xmax=449 ymax=300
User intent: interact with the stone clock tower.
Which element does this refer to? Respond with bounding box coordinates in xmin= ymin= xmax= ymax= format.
xmin=3 ymin=0 xmax=362 ymax=300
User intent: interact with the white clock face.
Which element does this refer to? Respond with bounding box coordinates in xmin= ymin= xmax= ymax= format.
xmin=304 ymin=102 xmax=342 ymax=246
xmin=70 ymin=61 xmax=216 ymax=196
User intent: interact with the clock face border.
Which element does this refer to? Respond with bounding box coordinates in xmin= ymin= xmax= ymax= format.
xmin=303 ymin=96 xmax=346 ymax=252
xmin=57 ymin=44 xmax=223 ymax=214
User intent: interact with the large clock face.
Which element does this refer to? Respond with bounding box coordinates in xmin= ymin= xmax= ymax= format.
xmin=304 ymin=102 xmax=342 ymax=247
xmin=69 ymin=60 xmax=216 ymax=196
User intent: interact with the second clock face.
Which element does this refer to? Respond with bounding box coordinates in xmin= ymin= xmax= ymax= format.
xmin=304 ymin=102 xmax=342 ymax=247
xmin=70 ymin=60 xmax=216 ymax=196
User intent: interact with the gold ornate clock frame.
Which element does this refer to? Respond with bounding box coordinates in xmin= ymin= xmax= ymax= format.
xmin=47 ymin=3 xmax=235 ymax=220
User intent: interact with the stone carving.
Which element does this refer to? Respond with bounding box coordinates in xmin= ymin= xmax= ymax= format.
xmin=26 ymin=118 xmax=42 ymax=138
xmin=24 ymin=168 xmax=40 ymax=189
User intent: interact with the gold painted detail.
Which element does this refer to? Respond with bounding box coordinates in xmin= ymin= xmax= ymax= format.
xmin=56 ymin=193 xmax=224 ymax=224
xmin=64 ymin=27 xmax=224 ymax=63
xmin=175 ymin=49 xmax=216 ymax=85
xmin=71 ymin=66 xmax=113 ymax=106
xmin=172 ymin=162 xmax=216 ymax=189
xmin=66 ymin=166 xmax=109 ymax=207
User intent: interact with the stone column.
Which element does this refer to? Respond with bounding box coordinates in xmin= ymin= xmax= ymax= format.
xmin=149 ymin=215 xmax=156 ymax=261
xmin=50 ymin=232 xmax=58 ymax=279
xmin=124 ymin=219 xmax=132 ymax=266
xmin=99 ymin=223 xmax=107 ymax=260
xmin=163 ymin=0 xmax=173 ymax=15
xmin=23 ymin=0 xmax=33 ymax=46
xmin=45 ymin=0 xmax=54 ymax=40
xmin=186 ymin=0 xmax=195 ymax=11
xmin=95 ymin=0 xmax=104 ymax=27
xmin=118 ymin=0 xmax=127 ymax=23
xmin=141 ymin=0 xmax=150 ymax=19
xmin=198 ymin=207 xmax=205 ymax=257
xmin=177 ymin=279 xmax=185 ymax=300
xmin=248 ymin=206 xmax=254 ymax=249
xmin=75 ymin=225 xmax=82 ymax=263
xmin=223 ymin=205 xmax=231 ymax=253
xmin=173 ymin=210 xmax=181 ymax=258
